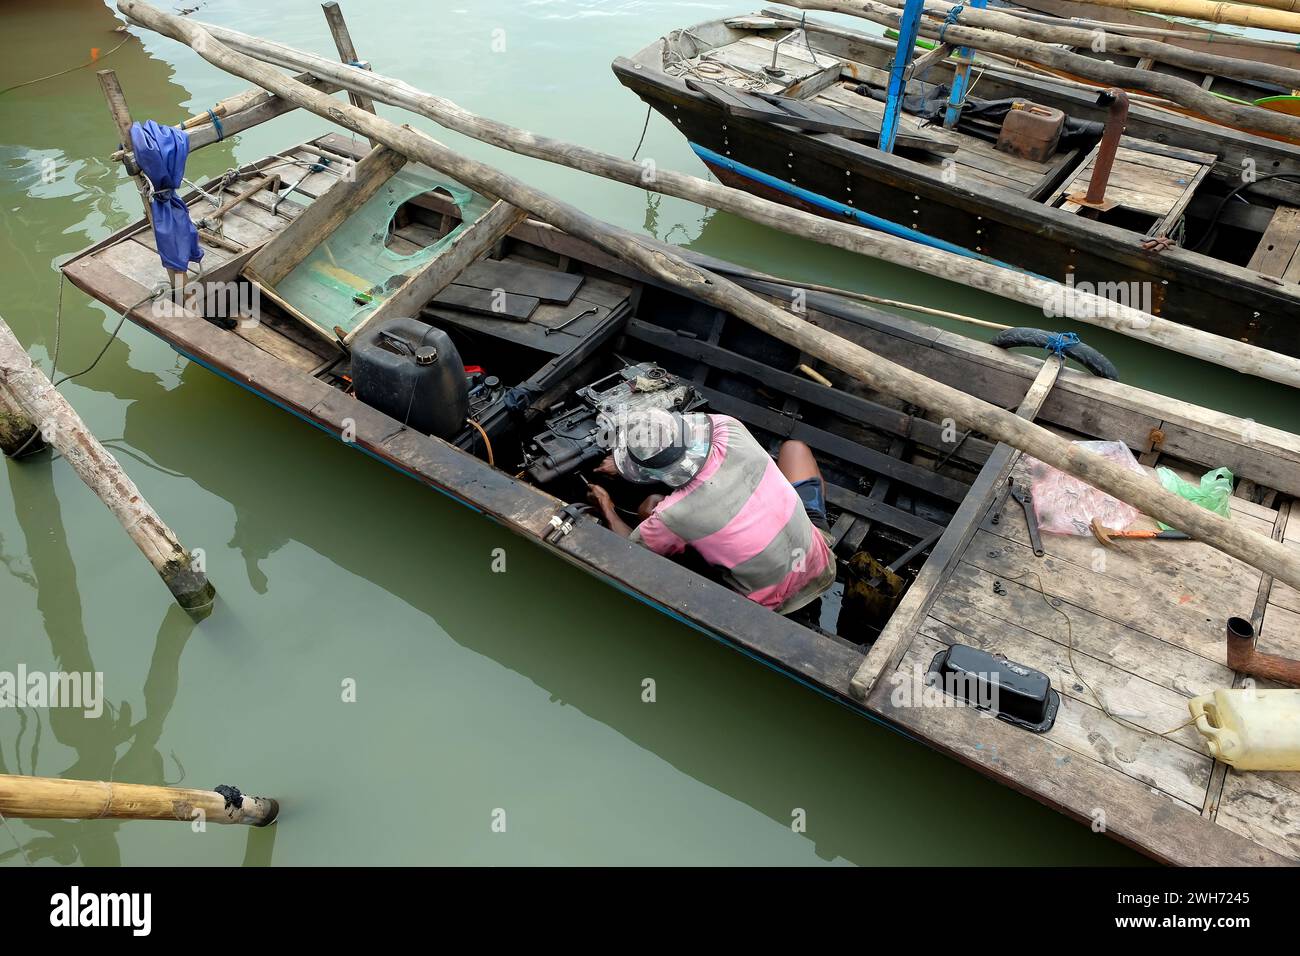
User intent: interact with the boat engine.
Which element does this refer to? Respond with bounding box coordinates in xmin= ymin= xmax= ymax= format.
xmin=522 ymin=362 xmax=705 ymax=484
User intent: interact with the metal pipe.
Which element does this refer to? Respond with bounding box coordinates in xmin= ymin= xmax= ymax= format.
xmin=1084 ymin=88 xmax=1129 ymax=207
xmin=1225 ymin=616 xmax=1300 ymax=687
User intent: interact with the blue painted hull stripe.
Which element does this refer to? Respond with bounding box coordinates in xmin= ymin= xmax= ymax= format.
xmin=151 ymin=332 xmax=909 ymax=740
xmin=690 ymin=142 xmax=1039 ymax=275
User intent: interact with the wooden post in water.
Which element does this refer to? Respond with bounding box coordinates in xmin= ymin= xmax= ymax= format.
xmin=97 ymin=68 xmax=185 ymax=306
xmin=110 ymin=1 xmax=1300 ymax=596
xmin=0 ymin=387 xmax=43 ymax=458
xmin=0 ymin=774 xmax=277 ymax=826
xmin=0 ymin=313 xmax=217 ymax=619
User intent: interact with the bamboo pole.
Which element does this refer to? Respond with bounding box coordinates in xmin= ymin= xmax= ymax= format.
xmin=782 ymin=0 xmax=1300 ymax=140
xmin=995 ymin=5 xmax=1300 ymax=50
xmin=0 ymin=313 xmax=217 ymax=619
xmin=867 ymin=0 xmax=1300 ymax=90
xmin=0 ymin=774 xmax=277 ymax=826
xmin=1081 ymin=0 xmax=1300 ymax=31
xmin=110 ymin=2 xmax=1300 ymax=598
xmin=128 ymin=12 xmax=1300 ymax=390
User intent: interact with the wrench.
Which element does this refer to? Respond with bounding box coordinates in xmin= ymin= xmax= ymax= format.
xmin=1008 ymin=478 xmax=1044 ymax=557
xmin=545 ymin=306 xmax=598 ymax=335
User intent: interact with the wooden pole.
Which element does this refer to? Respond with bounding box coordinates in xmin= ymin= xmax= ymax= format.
xmin=885 ymin=0 xmax=1300 ymax=91
xmin=134 ymin=12 xmax=1300 ymax=390
xmin=0 ymin=388 xmax=43 ymax=458
xmin=0 ymin=313 xmax=217 ymax=619
xmin=881 ymin=0 xmax=927 ymax=153
xmin=107 ymin=3 xmax=1300 ymax=597
xmin=320 ymin=1 xmax=381 ymax=149
xmin=1077 ymin=0 xmax=1300 ymax=31
xmin=781 ymin=0 xmax=1300 ymax=140
xmin=0 ymin=774 xmax=277 ymax=826
xmin=97 ymin=68 xmax=185 ymax=305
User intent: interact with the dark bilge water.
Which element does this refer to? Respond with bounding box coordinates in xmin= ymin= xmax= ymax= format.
xmin=5 ymin=0 xmax=1290 ymax=866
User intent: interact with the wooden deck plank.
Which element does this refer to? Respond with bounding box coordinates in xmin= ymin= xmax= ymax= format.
xmin=1259 ymin=601 xmax=1300 ymax=660
xmin=920 ymin=613 xmax=1207 ymax=753
xmin=965 ymin=529 xmax=1228 ymax=663
xmin=935 ymin=563 xmax=1231 ymax=694
xmin=1216 ymin=771 xmax=1300 ymax=861
xmin=872 ymin=634 xmax=1291 ymax=865
xmin=900 ymin=632 xmax=1212 ymax=806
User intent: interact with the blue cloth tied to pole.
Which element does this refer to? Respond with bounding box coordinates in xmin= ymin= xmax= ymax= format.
xmin=128 ymin=119 xmax=203 ymax=273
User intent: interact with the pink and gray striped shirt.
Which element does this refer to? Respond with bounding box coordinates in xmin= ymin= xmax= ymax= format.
xmin=630 ymin=415 xmax=835 ymax=613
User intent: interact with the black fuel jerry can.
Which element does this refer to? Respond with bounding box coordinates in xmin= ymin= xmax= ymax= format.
xmin=351 ymin=317 xmax=470 ymax=440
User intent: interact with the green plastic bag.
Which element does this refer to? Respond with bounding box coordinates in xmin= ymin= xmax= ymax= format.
xmin=1155 ymin=466 xmax=1233 ymax=530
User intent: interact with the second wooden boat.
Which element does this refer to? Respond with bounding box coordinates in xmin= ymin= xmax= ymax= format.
xmin=612 ymin=12 xmax=1300 ymax=358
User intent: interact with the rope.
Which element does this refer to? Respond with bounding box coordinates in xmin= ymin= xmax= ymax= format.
xmin=1043 ymin=331 xmax=1079 ymax=356
xmin=53 ymin=288 xmax=162 ymax=388
xmin=630 ymin=103 xmax=652 ymax=162
xmin=937 ymin=4 xmax=965 ymax=43
xmin=467 ymin=418 xmax=494 ymax=466
xmin=207 ymin=109 xmax=225 ymax=141
xmin=0 ymin=36 xmax=130 ymax=97
xmin=1005 ymin=569 xmax=1198 ymax=739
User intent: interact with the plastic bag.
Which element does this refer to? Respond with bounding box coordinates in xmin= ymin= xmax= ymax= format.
xmin=1155 ymin=466 xmax=1233 ymax=530
xmin=1025 ymin=441 xmax=1148 ymax=536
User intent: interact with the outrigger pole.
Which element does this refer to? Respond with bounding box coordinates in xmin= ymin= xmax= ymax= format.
xmin=113 ymin=1 xmax=1300 ymax=598
xmin=128 ymin=11 xmax=1300 ymax=390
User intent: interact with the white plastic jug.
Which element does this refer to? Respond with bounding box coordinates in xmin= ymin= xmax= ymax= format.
xmin=1188 ymin=689 xmax=1300 ymax=771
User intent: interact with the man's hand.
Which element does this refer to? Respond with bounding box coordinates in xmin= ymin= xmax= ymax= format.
xmin=586 ymin=483 xmax=614 ymax=513
xmin=594 ymin=455 xmax=618 ymax=477
xmin=587 ymin=483 xmax=633 ymax=538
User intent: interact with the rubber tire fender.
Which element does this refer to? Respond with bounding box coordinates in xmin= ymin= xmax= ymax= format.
xmin=990 ymin=328 xmax=1119 ymax=380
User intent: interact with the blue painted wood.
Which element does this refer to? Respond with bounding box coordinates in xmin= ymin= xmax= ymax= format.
xmin=880 ymin=0 xmax=928 ymax=154
xmin=944 ymin=0 xmax=988 ymax=129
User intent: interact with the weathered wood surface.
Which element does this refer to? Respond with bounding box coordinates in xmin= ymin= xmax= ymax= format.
xmin=0 ymin=313 xmax=216 ymax=617
xmin=0 ymin=774 xmax=277 ymax=826
xmin=868 ymin=449 xmax=1298 ymax=865
xmin=140 ymin=9 xmax=1300 ymax=388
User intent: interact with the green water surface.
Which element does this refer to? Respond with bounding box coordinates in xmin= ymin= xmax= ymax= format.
xmin=4 ymin=0 xmax=1290 ymax=866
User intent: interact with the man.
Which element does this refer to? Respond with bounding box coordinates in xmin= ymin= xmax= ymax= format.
xmin=586 ymin=408 xmax=835 ymax=615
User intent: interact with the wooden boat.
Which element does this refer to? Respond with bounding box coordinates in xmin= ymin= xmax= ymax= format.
xmin=62 ymin=131 xmax=1300 ymax=865
xmin=611 ymin=12 xmax=1300 ymax=358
